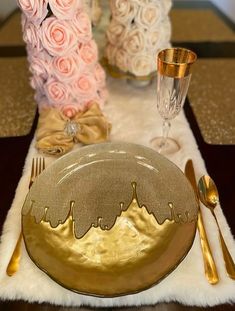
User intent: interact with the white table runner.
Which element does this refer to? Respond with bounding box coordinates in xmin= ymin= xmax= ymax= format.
xmin=0 ymin=77 xmax=234 ymax=307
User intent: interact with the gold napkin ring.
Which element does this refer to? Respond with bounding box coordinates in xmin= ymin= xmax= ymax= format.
xmin=36 ymin=103 xmax=111 ymax=155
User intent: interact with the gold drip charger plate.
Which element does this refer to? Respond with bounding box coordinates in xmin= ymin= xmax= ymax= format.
xmin=22 ymin=142 xmax=198 ymax=297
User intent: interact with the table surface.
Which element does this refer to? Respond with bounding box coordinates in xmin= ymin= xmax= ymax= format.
xmin=0 ymin=1 xmax=234 ymax=310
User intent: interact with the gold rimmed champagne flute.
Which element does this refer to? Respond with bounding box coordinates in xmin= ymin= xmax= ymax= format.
xmin=151 ymin=47 xmax=197 ymax=154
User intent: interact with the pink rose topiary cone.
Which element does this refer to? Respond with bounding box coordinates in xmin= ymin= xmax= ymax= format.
xmin=18 ymin=0 xmax=108 ymax=118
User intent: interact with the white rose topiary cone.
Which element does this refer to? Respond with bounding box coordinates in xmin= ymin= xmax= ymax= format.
xmin=105 ymin=0 xmax=172 ymax=85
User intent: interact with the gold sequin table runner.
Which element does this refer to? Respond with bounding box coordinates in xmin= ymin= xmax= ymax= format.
xmin=188 ymin=58 xmax=235 ymax=145
xmin=0 ymin=57 xmax=36 ymax=137
xmin=170 ymin=9 xmax=235 ymax=42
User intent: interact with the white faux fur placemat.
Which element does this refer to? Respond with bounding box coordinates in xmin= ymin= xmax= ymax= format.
xmin=0 ymin=78 xmax=234 ymax=307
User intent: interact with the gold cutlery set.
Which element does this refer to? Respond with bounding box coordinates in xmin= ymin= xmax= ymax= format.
xmin=185 ymin=159 xmax=235 ymax=284
xmin=6 ymin=156 xmax=235 ymax=287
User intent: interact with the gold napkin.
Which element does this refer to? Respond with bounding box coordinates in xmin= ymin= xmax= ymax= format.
xmin=36 ymin=103 xmax=111 ymax=155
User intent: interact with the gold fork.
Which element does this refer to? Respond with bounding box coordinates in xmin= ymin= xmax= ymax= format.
xmin=6 ymin=157 xmax=45 ymax=276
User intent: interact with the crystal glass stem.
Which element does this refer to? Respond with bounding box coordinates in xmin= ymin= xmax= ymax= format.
xmin=158 ymin=120 xmax=171 ymax=153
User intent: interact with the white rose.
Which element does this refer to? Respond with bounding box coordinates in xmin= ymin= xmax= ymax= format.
xmin=105 ymin=44 xmax=118 ymax=66
xmin=136 ymin=4 xmax=161 ymax=29
xmin=110 ymin=0 xmax=137 ymax=24
xmin=115 ymin=48 xmax=128 ymax=72
xmin=123 ymin=28 xmax=145 ymax=55
xmin=106 ymin=19 xmax=127 ymax=47
xmin=130 ymin=54 xmax=153 ymax=76
xmin=162 ymin=0 xmax=172 ymax=14
xmin=161 ymin=17 xmax=172 ymax=42
xmin=147 ymin=29 xmax=162 ymax=48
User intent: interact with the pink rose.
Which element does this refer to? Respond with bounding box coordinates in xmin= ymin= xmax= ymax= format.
xmin=85 ymin=99 xmax=102 ymax=110
xmin=18 ymin=0 xmax=48 ymax=24
xmin=72 ymin=73 xmax=97 ymax=100
xmin=53 ymin=52 xmax=82 ymax=81
xmin=44 ymin=78 xmax=70 ymax=105
xmin=72 ymin=11 xmax=92 ymax=43
xmin=94 ymin=63 xmax=106 ymax=87
xmin=84 ymin=88 xmax=108 ymax=111
xmin=30 ymin=75 xmax=44 ymax=91
xmin=37 ymin=95 xmax=51 ymax=112
xmin=29 ymin=51 xmax=52 ymax=80
xmin=89 ymin=89 xmax=108 ymax=110
xmin=21 ymin=13 xmax=27 ymax=30
xmin=23 ymin=21 xmax=42 ymax=52
xmin=98 ymin=88 xmax=109 ymax=102
xmin=41 ymin=17 xmax=77 ymax=56
xmin=61 ymin=103 xmax=80 ymax=118
xmin=79 ymin=40 xmax=98 ymax=65
xmin=48 ymin=0 xmax=82 ymax=20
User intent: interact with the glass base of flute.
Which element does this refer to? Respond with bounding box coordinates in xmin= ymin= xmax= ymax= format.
xmin=151 ymin=120 xmax=180 ymax=154
xmin=151 ymin=47 xmax=197 ymax=155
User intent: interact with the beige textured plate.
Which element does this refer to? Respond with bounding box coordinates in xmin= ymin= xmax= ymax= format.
xmin=22 ymin=142 xmax=198 ymax=297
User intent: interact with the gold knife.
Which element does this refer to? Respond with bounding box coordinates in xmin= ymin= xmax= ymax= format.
xmin=185 ymin=159 xmax=219 ymax=284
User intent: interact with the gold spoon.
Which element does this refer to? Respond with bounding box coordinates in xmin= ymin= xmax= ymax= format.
xmin=198 ymin=175 xmax=235 ymax=280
